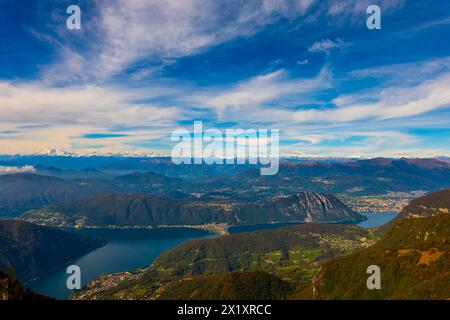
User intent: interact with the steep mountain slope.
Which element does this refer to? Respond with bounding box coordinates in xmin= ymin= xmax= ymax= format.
xmin=24 ymin=191 xmax=365 ymax=228
xmin=397 ymin=188 xmax=450 ymax=219
xmin=158 ymin=271 xmax=291 ymax=300
xmin=310 ymin=214 xmax=449 ymax=299
xmin=308 ymin=189 xmax=450 ymax=300
xmin=0 ymin=269 xmax=52 ymax=300
xmin=0 ymin=173 xmax=117 ymax=216
xmin=0 ymin=220 xmax=106 ymax=281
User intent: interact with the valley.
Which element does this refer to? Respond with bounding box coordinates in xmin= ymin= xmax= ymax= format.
xmin=71 ymin=188 xmax=450 ymax=301
xmin=0 ymin=156 xmax=449 ymax=300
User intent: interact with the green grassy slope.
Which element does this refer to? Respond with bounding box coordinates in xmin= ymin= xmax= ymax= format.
xmin=310 ymin=214 xmax=449 ymax=300
xmin=158 ymin=271 xmax=292 ymax=300
xmin=153 ymin=223 xmax=372 ymax=281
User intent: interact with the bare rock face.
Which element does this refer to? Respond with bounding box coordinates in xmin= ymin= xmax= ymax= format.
xmin=263 ymin=191 xmax=365 ymax=223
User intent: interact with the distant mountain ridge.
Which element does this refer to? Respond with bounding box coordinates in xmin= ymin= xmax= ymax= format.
xmin=33 ymin=165 xmax=110 ymax=180
xmin=24 ymin=191 xmax=365 ymax=228
xmin=225 ymin=157 xmax=450 ymax=196
xmin=0 ymin=173 xmax=118 ymax=215
xmin=2 ymin=157 xmax=450 ymax=216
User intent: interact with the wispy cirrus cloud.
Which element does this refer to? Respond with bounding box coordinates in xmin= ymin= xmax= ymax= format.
xmin=38 ymin=0 xmax=406 ymax=84
xmin=193 ymin=67 xmax=332 ymax=117
xmin=308 ymin=38 xmax=347 ymax=54
xmin=42 ymin=0 xmax=318 ymax=84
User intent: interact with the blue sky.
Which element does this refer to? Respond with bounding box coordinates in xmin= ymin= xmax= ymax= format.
xmin=0 ymin=0 xmax=450 ymax=157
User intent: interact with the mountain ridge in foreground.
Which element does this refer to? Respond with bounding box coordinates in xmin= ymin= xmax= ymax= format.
xmin=310 ymin=213 xmax=449 ymax=299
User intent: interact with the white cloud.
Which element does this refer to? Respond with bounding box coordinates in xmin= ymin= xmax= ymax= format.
xmin=195 ymin=67 xmax=332 ymax=117
xmin=326 ymin=0 xmax=405 ymax=25
xmin=308 ymin=38 xmax=346 ymax=53
xmin=239 ymin=72 xmax=450 ymax=124
xmin=0 ymin=82 xmax=180 ymax=127
xmin=0 ymin=81 xmax=184 ymax=154
xmin=42 ymin=0 xmax=317 ymax=83
xmin=6 ymin=2 xmax=448 ymax=158
xmin=0 ymin=166 xmax=36 ymax=175
xmin=35 ymin=0 xmax=407 ymax=84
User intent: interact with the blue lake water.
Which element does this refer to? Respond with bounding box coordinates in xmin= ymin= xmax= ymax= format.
xmin=356 ymin=211 xmax=398 ymax=228
xmin=28 ymin=227 xmax=214 ymax=300
xmin=27 ymin=211 xmax=398 ymax=300
xmin=229 ymin=212 xmax=398 ymax=233
xmin=0 ymin=213 xmax=22 ymax=219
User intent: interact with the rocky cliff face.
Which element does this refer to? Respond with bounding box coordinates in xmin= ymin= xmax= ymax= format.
xmin=24 ymin=191 xmax=365 ymax=228
xmin=267 ymin=192 xmax=363 ymax=222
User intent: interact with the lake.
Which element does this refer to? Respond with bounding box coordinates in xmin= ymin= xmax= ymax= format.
xmin=356 ymin=211 xmax=398 ymax=228
xmin=229 ymin=211 xmax=398 ymax=233
xmin=28 ymin=211 xmax=397 ymax=300
xmin=28 ymin=227 xmax=214 ymax=300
